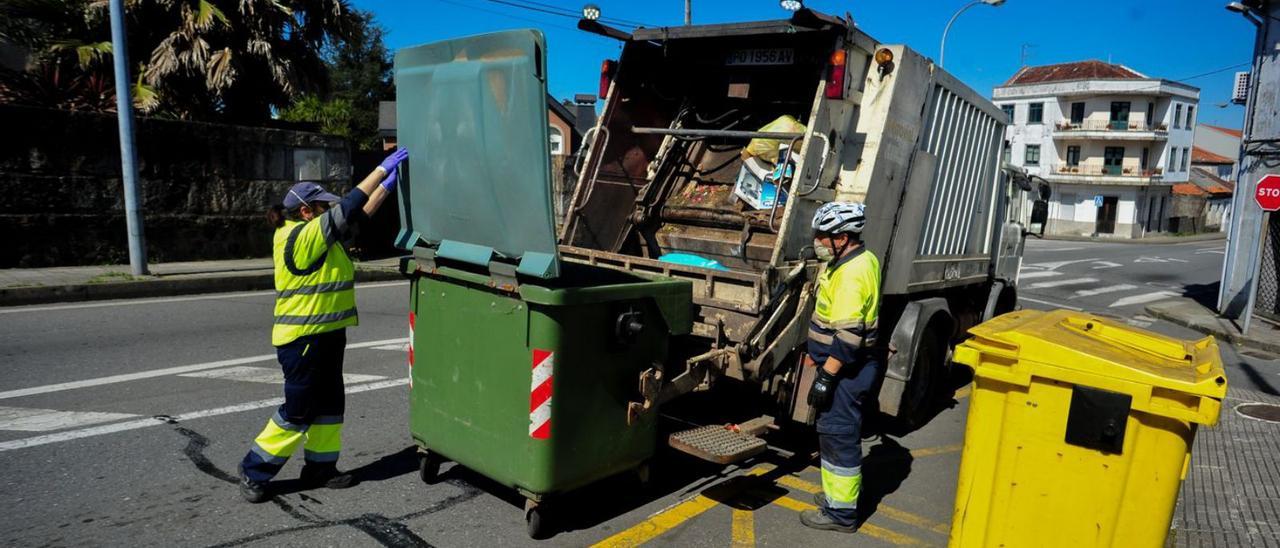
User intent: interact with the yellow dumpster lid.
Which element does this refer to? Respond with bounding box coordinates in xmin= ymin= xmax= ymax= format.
xmin=959 ymin=309 xmax=1227 ymax=400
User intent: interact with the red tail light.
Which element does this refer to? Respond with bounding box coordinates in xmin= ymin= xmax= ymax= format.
xmin=825 ymin=50 xmax=847 ymax=99
xmin=599 ymin=59 xmax=618 ymax=99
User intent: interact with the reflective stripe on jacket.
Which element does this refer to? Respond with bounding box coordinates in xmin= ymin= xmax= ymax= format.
xmin=271 ymin=214 xmax=357 ymax=346
xmin=808 ymin=246 xmax=881 ymax=364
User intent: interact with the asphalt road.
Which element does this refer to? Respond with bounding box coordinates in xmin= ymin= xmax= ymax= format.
xmin=1 ymin=240 xmax=1277 ymax=547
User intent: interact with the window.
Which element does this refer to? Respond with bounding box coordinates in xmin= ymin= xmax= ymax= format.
xmin=1185 ymin=106 xmax=1195 ymax=129
xmin=1028 ymin=102 xmax=1044 ymax=124
xmin=1146 ymin=102 xmax=1154 ymax=127
xmin=1066 ymin=145 xmax=1081 ymax=166
xmin=1070 ymin=102 xmax=1084 ymax=124
xmin=1059 ymin=193 xmax=1077 ymax=221
xmin=1002 ymin=140 xmax=1011 ymax=164
xmin=1167 ymin=148 xmax=1176 ymax=172
xmin=1174 ymin=104 xmax=1182 ymax=128
xmin=549 ymin=126 xmax=564 ymax=155
xmin=1181 ymin=147 xmax=1190 ymax=172
xmin=1025 ymin=144 xmax=1041 ymax=165
xmin=1141 ymin=147 xmax=1149 ymax=170
xmin=1218 ymin=165 xmax=1233 ymax=179
xmin=1001 ymin=104 xmax=1014 ymax=121
xmin=1110 ymin=101 xmax=1131 ymax=129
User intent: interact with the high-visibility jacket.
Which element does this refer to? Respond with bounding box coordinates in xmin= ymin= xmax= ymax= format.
xmin=271 ymin=214 xmax=358 ymax=346
xmin=808 ymin=246 xmax=881 ymax=364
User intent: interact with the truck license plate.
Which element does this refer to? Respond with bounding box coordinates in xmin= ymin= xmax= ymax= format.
xmin=725 ymin=48 xmax=795 ymax=66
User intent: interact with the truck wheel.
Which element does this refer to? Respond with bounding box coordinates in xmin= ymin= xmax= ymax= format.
xmin=418 ymin=451 xmax=441 ymax=484
xmin=898 ymin=328 xmax=944 ymax=430
xmin=525 ymin=500 xmax=551 ymax=539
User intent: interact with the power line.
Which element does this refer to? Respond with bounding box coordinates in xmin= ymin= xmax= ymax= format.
xmin=431 ymin=0 xmax=584 ymax=34
xmin=514 ymin=0 xmax=650 ymax=27
xmin=482 ymin=0 xmax=652 ymax=28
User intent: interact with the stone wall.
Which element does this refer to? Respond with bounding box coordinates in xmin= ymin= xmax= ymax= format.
xmin=0 ymin=105 xmax=351 ymax=267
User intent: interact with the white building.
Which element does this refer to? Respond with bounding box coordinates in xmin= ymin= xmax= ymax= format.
xmin=1192 ymin=124 xmax=1242 ymax=181
xmin=994 ymin=60 xmax=1200 ymax=238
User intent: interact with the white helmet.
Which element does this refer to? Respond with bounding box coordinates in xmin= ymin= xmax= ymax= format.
xmin=812 ymin=202 xmax=866 ymax=235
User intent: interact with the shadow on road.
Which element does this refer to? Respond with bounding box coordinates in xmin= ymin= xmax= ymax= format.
xmin=1183 ymin=281 xmax=1220 ymax=310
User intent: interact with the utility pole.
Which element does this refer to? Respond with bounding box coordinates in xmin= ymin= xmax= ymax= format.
xmin=684 ymin=0 xmax=691 ymax=25
xmin=108 ymin=0 xmax=148 ymax=275
xmin=1219 ymin=0 xmax=1278 ymax=330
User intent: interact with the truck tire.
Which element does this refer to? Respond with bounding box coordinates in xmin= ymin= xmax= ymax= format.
xmin=896 ymin=321 xmax=945 ymax=431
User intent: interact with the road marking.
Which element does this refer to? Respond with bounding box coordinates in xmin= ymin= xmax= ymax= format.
xmin=1025 ymin=258 xmax=1101 ymax=270
xmin=0 ymin=406 xmax=138 ymax=432
xmin=1195 ymin=248 xmax=1225 ymax=255
xmin=0 ymin=281 xmax=407 ymax=314
xmin=1017 ymin=271 xmax=1062 ymax=280
xmin=1090 ymin=261 xmax=1123 ymax=269
xmin=0 ymin=338 xmax=408 ymax=401
xmin=1031 ymin=246 xmax=1084 ymax=252
xmin=0 ymin=378 xmax=408 ymax=452
xmin=178 ymin=366 xmax=386 ymax=385
xmin=590 ymin=495 xmax=720 ymax=548
xmin=371 ymin=344 xmax=409 ymax=352
xmin=1134 ymin=256 xmax=1189 ymax=264
xmin=771 ymin=496 xmax=920 ymax=545
xmin=1072 ymin=284 xmax=1137 ymax=297
xmin=1108 ymin=291 xmax=1177 ymax=308
xmin=775 ymin=475 xmax=950 ymax=535
xmin=954 ymin=385 xmax=972 ymax=400
xmin=1018 ymin=296 xmax=1083 ymax=311
xmin=1026 ymin=277 xmax=1097 ymax=289
xmin=909 ymin=443 xmax=965 ymax=459
xmin=731 ymin=509 xmax=755 ymax=547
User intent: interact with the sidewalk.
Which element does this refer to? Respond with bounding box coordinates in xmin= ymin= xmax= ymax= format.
xmin=1145 ymin=298 xmax=1280 ymax=354
xmin=1172 ymin=385 xmax=1280 ymax=546
xmin=0 ymin=257 xmax=403 ymax=307
xmin=1043 ymin=232 xmax=1226 ymax=245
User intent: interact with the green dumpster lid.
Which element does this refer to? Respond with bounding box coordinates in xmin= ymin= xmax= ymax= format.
xmin=393 ymin=30 xmax=560 ymax=279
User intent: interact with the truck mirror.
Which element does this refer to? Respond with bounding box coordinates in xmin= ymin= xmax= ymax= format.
xmin=1028 ymin=200 xmax=1049 ymax=238
xmin=1038 ymin=182 xmax=1052 ymax=201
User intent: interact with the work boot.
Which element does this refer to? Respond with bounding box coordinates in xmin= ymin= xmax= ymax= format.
xmin=813 ymin=492 xmax=827 ymax=508
xmin=300 ymin=465 xmax=358 ymax=489
xmin=800 ymin=509 xmax=858 ymax=533
xmin=238 ymin=465 xmax=270 ymax=503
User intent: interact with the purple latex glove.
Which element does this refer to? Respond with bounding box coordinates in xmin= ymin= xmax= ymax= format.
xmin=378 ymin=148 xmax=409 ymax=173
xmin=380 ymin=168 xmax=399 ymax=192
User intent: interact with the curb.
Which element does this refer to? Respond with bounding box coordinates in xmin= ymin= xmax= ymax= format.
xmin=0 ymin=267 xmax=403 ymax=308
xmin=1144 ymin=303 xmax=1280 ymax=355
xmin=1041 ymin=233 xmax=1226 ymax=245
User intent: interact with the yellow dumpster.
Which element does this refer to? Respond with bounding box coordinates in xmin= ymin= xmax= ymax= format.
xmin=948 ymin=309 xmax=1227 ymax=548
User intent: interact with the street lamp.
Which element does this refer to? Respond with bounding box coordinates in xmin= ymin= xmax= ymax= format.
xmin=780 ymin=0 xmax=803 ymax=11
xmin=939 ymin=0 xmax=1005 ymax=68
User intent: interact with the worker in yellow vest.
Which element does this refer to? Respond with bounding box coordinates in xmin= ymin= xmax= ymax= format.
xmin=238 ymin=148 xmax=408 ymax=503
xmin=800 ymin=201 xmax=882 ymax=533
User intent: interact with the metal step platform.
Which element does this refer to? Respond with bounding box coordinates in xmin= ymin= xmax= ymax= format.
xmin=668 ymin=424 xmax=768 ymax=464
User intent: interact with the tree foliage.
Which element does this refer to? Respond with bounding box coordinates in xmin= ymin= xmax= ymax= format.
xmin=0 ymin=0 xmax=361 ymax=122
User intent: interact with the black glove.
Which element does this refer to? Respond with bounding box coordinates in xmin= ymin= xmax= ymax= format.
xmin=808 ymin=367 xmax=839 ymax=409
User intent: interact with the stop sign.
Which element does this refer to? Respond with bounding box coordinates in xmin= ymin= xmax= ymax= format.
xmin=1259 ymin=174 xmax=1280 ymax=212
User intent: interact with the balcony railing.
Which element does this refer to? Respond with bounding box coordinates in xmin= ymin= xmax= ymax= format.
xmin=1047 ymin=164 xmax=1164 ymax=178
xmin=1054 ymin=119 xmax=1169 ymax=132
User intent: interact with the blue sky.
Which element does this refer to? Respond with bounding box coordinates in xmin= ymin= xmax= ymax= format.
xmin=353 ymin=0 xmax=1255 ymax=128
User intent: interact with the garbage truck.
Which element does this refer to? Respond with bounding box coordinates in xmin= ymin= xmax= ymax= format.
xmin=394 ymin=8 xmax=1046 ymax=537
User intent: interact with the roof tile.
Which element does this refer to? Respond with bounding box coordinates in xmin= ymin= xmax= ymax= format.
xmin=1002 ymin=60 xmax=1146 ymax=86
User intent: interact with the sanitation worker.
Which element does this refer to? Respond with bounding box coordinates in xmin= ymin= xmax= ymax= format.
xmin=800 ymin=201 xmax=882 ymax=533
xmin=237 ymin=148 xmax=409 ymax=503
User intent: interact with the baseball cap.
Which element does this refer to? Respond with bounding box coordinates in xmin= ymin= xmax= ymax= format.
xmin=283 ymin=182 xmax=341 ymax=210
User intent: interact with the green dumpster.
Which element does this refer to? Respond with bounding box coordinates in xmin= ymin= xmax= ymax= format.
xmin=393 ymin=30 xmax=693 ymax=538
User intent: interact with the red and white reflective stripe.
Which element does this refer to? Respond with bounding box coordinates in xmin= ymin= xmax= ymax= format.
xmin=407 ymin=312 xmax=415 ymax=387
xmin=529 ymin=349 xmax=554 ymax=440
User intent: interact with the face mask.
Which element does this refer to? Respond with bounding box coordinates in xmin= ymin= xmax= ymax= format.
xmin=814 ymin=239 xmax=834 ymax=261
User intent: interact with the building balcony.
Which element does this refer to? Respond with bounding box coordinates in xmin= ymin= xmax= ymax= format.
xmin=1051 ymin=119 xmax=1169 ymax=141
xmin=1041 ymin=164 xmax=1165 ymax=185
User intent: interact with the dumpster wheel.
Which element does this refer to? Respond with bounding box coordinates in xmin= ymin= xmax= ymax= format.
xmin=418 ymin=450 xmax=442 ymax=485
xmin=525 ymin=499 xmax=550 ymax=539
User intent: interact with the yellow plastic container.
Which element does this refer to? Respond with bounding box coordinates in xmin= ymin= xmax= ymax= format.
xmin=948 ymin=309 xmax=1227 ymax=548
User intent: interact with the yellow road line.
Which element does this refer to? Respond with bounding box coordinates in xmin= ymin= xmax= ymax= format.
xmin=954 ymin=385 xmax=972 ymax=400
xmin=774 ymin=475 xmax=950 ymax=535
xmin=731 ymin=509 xmax=755 ymax=547
xmin=590 ymin=495 xmax=719 ymax=548
xmin=772 ymin=496 xmax=922 ymax=545
xmin=909 ymin=443 xmax=963 ymax=459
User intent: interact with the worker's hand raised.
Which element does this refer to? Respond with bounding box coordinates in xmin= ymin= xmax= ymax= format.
xmin=379 ymin=148 xmax=410 ymax=173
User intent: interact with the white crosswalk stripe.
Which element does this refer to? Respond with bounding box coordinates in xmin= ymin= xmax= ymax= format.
xmin=1025 ymin=258 xmax=1101 ymax=270
xmin=1108 ymin=291 xmax=1177 ymax=308
xmin=179 ymin=366 xmax=385 ymax=385
xmin=0 ymin=406 xmax=137 ymax=432
xmin=1073 ymin=284 xmax=1137 ymax=297
xmin=1019 ymin=270 xmax=1063 ymax=280
xmin=1026 ymin=277 xmax=1098 ymax=289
